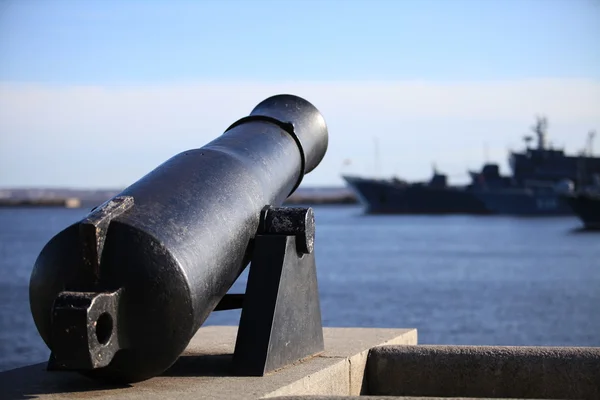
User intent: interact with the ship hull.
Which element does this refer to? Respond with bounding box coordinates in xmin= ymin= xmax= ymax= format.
xmin=473 ymin=189 xmax=573 ymax=216
xmin=564 ymin=194 xmax=600 ymax=229
xmin=342 ymin=175 xmax=491 ymax=215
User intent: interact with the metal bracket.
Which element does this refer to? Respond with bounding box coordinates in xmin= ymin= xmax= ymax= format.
xmin=48 ymin=289 xmax=123 ymax=371
xmin=80 ymin=196 xmax=134 ymax=283
xmin=47 ymin=196 xmax=133 ymax=371
xmin=219 ymin=206 xmax=325 ymax=376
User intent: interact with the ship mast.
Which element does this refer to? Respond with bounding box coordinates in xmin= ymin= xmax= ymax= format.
xmin=531 ymin=116 xmax=548 ymax=150
xmin=586 ymin=130 xmax=596 ymax=157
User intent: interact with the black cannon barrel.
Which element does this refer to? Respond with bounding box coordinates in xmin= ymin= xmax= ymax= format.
xmin=29 ymin=94 xmax=328 ymax=382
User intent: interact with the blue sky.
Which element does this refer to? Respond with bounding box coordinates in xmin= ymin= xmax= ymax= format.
xmin=1 ymin=0 xmax=599 ymax=188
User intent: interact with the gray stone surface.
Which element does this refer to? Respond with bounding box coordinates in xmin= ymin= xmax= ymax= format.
xmin=342 ymin=328 xmax=417 ymax=395
xmin=368 ymin=344 xmax=600 ymax=400
xmin=0 ymin=326 xmax=416 ymax=400
xmin=271 ymin=397 xmax=553 ymax=400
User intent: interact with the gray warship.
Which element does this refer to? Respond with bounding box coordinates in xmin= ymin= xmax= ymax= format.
xmin=343 ymin=117 xmax=600 ymax=215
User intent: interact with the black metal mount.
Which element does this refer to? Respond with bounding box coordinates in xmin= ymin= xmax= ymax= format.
xmin=46 ymin=204 xmax=324 ymax=377
xmin=215 ymin=205 xmax=325 ymax=376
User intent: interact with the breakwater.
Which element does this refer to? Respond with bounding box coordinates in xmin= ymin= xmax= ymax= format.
xmin=0 ymin=198 xmax=81 ymax=208
xmin=285 ymin=192 xmax=357 ymax=205
xmin=0 ymin=187 xmax=359 ymax=208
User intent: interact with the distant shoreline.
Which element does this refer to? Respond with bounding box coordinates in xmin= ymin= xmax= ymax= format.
xmin=0 ymin=198 xmax=82 ymax=208
xmin=0 ymin=192 xmax=359 ymax=208
xmin=285 ymin=194 xmax=358 ymax=205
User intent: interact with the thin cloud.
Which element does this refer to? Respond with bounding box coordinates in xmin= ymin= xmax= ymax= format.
xmin=0 ymin=79 xmax=599 ymax=187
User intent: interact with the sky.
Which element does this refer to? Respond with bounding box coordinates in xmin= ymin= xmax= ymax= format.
xmin=0 ymin=0 xmax=599 ymax=188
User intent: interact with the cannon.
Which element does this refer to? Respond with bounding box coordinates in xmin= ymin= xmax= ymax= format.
xmin=29 ymin=94 xmax=328 ymax=383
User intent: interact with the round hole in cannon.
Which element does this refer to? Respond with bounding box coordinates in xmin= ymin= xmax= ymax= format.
xmin=95 ymin=312 xmax=113 ymax=345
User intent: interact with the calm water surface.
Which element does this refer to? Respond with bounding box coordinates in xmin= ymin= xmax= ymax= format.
xmin=1 ymin=206 xmax=598 ymax=372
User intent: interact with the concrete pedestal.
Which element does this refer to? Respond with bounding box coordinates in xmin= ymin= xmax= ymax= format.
xmin=4 ymin=326 xmax=597 ymax=399
xmin=0 ymin=326 xmax=417 ymax=400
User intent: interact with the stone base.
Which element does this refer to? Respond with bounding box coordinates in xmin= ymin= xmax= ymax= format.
xmin=367 ymin=345 xmax=600 ymax=399
xmin=5 ymin=326 xmax=596 ymax=399
xmin=0 ymin=326 xmax=417 ymax=400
